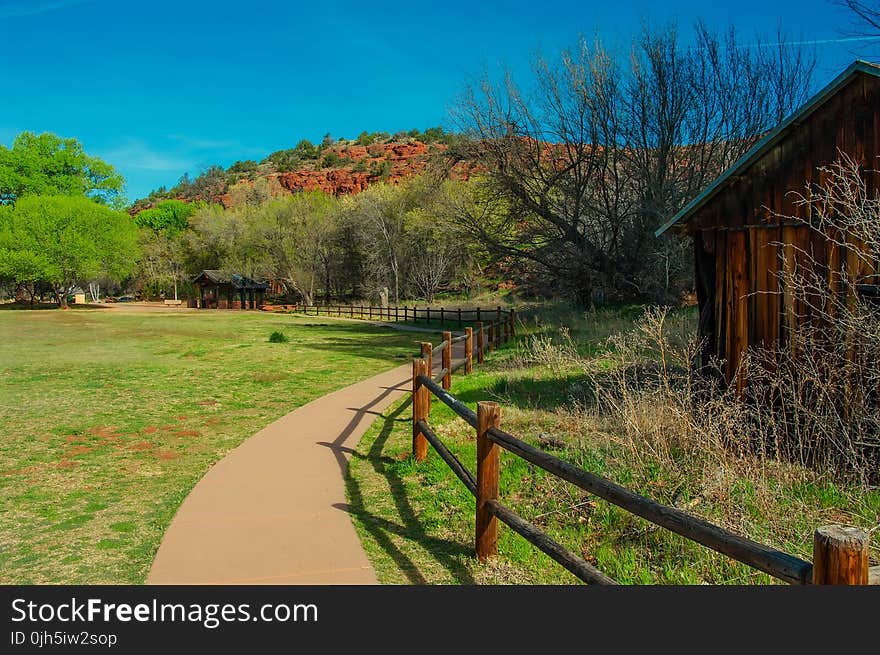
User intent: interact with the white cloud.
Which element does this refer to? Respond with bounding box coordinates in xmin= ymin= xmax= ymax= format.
xmin=744 ymin=35 xmax=880 ymax=48
xmin=0 ymin=0 xmax=94 ymax=19
xmin=166 ymin=134 xmax=267 ymax=159
xmin=98 ymin=139 xmax=194 ymax=172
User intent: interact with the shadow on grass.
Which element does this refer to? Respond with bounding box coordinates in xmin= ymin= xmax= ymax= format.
xmin=0 ymin=302 xmax=109 ymax=311
xmin=272 ymin=319 xmax=426 ymax=363
xmin=452 ymin=362 xmax=695 ymax=415
xmin=453 ymin=371 xmax=592 ymax=413
xmin=334 ymin=395 xmax=475 ymax=584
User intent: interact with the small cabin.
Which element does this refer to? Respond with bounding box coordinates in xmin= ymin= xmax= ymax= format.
xmin=191 ymin=270 xmax=269 ymax=309
xmin=656 ymin=60 xmax=880 ymax=387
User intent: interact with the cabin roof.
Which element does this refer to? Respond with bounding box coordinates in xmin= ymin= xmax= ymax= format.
xmin=655 ymin=60 xmax=880 ymax=237
xmin=192 ymin=270 xmax=269 ymax=290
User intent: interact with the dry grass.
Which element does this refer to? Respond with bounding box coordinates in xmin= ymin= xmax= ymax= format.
xmin=348 ymin=303 xmax=880 ymax=584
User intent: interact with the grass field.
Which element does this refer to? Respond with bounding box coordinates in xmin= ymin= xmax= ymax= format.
xmin=347 ymin=304 xmax=880 ymax=584
xmin=0 ymin=307 xmax=421 ymax=584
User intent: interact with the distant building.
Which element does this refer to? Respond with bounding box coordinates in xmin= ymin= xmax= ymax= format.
xmin=656 ymin=60 xmax=880 ymax=389
xmin=191 ymin=270 xmax=269 ymax=309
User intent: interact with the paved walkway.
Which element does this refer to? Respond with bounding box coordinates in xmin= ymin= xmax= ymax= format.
xmin=148 ymin=333 xmax=476 ymax=585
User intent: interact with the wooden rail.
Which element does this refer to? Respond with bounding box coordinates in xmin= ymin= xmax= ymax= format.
xmin=262 ymin=302 xmax=515 ymax=332
xmin=406 ymin=322 xmax=873 ymax=586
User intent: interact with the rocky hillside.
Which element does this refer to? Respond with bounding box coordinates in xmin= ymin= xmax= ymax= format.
xmin=132 ymin=131 xmax=476 ymax=211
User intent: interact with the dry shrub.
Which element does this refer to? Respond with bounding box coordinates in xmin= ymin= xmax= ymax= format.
xmin=563 ymin=156 xmax=880 ymax=489
xmin=515 ymin=326 xmax=579 ymax=374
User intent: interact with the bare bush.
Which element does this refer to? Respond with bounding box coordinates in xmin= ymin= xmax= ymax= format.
xmin=734 ymin=154 xmax=880 ymax=480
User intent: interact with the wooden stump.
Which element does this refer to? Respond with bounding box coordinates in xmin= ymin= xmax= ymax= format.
xmin=812 ymin=525 xmax=869 ymax=585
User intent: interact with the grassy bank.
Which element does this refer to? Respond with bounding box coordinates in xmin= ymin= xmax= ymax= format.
xmin=0 ymin=308 xmax=419 ymax=583
xmin=347 ymin=303 xmax=880 ymax=584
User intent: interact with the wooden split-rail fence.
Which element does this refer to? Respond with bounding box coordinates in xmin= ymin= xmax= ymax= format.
xmin=266 ymin=302 xmax=512 ymax=333
xmin=267 ymin=300 xmax=875 ymax=584
xmin=406 ymin=319 xmax=877 ymax=586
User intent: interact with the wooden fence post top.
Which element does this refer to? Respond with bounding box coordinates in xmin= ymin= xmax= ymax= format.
xmin=477 ymin=400 xmax=501 ymax=415
xmin=813 ymin=524 xmax=869 ymax=585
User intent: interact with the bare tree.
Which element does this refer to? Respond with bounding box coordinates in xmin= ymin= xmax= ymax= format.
xmin=409 ymin=241 xmax=454 ymax=303
xmin=450 ymin=23 xmax=815 ymax=304
xmin=838 ymin=1 xmax=880 ymax=34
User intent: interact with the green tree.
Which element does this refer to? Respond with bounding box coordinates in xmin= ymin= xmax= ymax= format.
xmin=355 ymin=131 xmax=376 ymax=146
xmin=134 ymin=200 xmax=197 ymax=300
xmin=0 ymin=195 xmax=139 ymax=307
xmin=0 ymin=131 xmax=125 ymax=205
xmin=294 ymin=139 xmax=319 ymax=160
xmin=133 ymin=199 xmax=195 ymax=234
xmin=227 ymin=160 xmax=258 ymax=175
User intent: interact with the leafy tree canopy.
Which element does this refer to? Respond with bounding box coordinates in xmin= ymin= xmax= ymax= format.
xmin=0 ymin=131 xmax=125 ymax=205
xmin=0 ymin=195 xmax=139 ymax=305
xmin=228 ymin=159 xmax=258 ymax=175
xmin=133 ymin=199 xmax=196 ymax=234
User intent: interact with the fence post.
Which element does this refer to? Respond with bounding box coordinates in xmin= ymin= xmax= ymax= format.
xmin=476 ymin=401 xmax=501 ymax=561
xmin=509 ymin=308 xmax=516 ymax=338
xmin=442 ymin=331 xmax=452 ymax=390
xmin=477 ymin=307 xmax=481 ymax=323
xmin=412 ymin=358 xmax=429 ymax=462
xmin=477 ymin=321 xmax=485 ymax=363
xmin=502 ymin=314 xmax=509 ymax=344
xmin=440 ymin=307 xmax=445 ymax=326
xmin=488 ymin=323 xmax=495 ymax=353
xmin=465 ymin=327 xmax=474 ymax=374
xmin=458 ymin=307 xmax=462 ymax=330
xmin=421 ymin=341 xmax=433 ymax=377
xmin=813 ymin=525 xmax=869 ymax=584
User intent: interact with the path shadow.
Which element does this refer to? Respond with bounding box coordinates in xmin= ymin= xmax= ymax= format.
xmin=322 ymin=395 xmax=475 ymax=584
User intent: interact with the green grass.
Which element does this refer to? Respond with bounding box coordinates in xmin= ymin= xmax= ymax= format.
xmin=0 ymin=308 xmax=421 ymax=583
xmin=347 ymin=303 xmax=880 ymax=584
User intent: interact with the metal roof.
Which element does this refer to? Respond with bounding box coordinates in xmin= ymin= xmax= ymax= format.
xmin=655 ymin=60 xmax=880 ymax=237
xmin=192 ymin=270 xmax=269 ymax=290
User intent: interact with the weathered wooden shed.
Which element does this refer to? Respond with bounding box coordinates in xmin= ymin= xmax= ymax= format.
xmin=656 ymin=60 xmax=880 ymax=387
xmin=191 ymin=270 xmax=269 ymax=309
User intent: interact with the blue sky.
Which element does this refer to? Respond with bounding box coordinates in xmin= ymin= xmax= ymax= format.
xmin=1 ymin=0 xmax=878 ymax=201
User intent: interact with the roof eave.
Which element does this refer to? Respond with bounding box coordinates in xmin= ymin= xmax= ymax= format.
xmin=655 ymin=60 xmax=880 ymax=238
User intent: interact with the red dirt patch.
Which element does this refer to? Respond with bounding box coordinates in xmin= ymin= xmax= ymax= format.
xmin=155 ymin=450 xmax=178 ymax=461
xmin=204 ymin=418 xmax=220 ymax=426
xmin=176 ymin=415 xmax=188 ymax=421
xmin=160 ymin=425 xmax=175 ymax=432
xmin=1 ymin=465 xmax=42 ymax=477
xmin=66 ymin=445 xmax=93 ymax=456
xmin=174 ymin=430 xmax=200 ymax=438
xmin=129 ymin=441 xmax=154 ymax=451
xmin=89 ymin=425 xmax=119 ymax=437
xmin=143 ymin=425 xmax=158 ymax=434
xmin=56 ymin=459 xmax=77 ymax=469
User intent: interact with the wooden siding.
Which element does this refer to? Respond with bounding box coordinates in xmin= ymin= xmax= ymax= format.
xmin=689 ymin=72 xmax=880 ymax=383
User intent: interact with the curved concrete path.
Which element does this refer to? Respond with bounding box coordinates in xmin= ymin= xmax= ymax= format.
xmin=147 ymin=364 xmax=411 ymax=584
xmin=148 ymin=331 xmax=477 ymax=585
